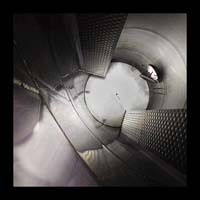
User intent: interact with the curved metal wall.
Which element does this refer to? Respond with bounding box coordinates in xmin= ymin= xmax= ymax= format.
xmin=113 ymin=14 xmax=186 ymax=109
xmin=13 ymin=13 xmax=187 ymax=186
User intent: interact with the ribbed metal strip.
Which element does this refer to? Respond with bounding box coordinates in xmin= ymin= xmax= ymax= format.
xmin=121 ymin=109 xmax=187 ymax=174
xmin=76 ymin=14 xmax=127 ymax=77
xmin=121 ymin=112 xmax=145 ymax=143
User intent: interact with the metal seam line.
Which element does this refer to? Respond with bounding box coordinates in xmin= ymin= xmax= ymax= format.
xmin=14 ymin=77 xmax=39 ymax=94
xmin=13 ymin=39 xmax=183 ymax=186
xmin=13 ymin=40 xmax=103 ymax=186
xmin=83 ymin=74 xmax=121 ymax=129
xmin=67 ymin=82 xmax=167 ymax=184
xmin=47 ymin=26 xmax=76 ymax=104
xmin=46 ymin=28 xmax=104 ymax=147
xmin=46 ymin=31 xmax=164 ymax=183
xmin=14 ymin=66 xmax=69 ymax=101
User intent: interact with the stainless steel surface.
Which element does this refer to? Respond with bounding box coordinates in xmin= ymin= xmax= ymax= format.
xmin=66 ymin=71 xmax=120 ymax=145
xmin=113 ymin=14 xmax=186 ymax=109
xmin=13 ymin=14 xmax=187 ymax=186
xmin=121 ymin=109 xmax=187 ymax=174
xmin=77 ymin=14 xmax=127 ymax=76
xmin=14 ymin=105 xmax=98 ymax=186
xmin=85 ymin=62 xmax=149 ymax=127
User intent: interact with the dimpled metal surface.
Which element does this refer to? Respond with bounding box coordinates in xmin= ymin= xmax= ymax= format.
xmin=77 ymin=14 xmax=127 ymax=76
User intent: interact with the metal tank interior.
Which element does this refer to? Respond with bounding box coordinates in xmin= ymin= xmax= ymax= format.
xmin=13 ymin=13 xmax=187 ymax=187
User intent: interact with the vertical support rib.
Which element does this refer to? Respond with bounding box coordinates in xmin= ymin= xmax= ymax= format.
xmin=77 ymin=14 xmax=127 ymax=77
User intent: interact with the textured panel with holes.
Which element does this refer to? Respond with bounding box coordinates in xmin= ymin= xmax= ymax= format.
xmin=121 ymin=111 xmax=145 ymax=143
xmin=121 ymin=109 xmax=187 ymax=174
xmin=76 ymin=14 xmax=127 ymax=77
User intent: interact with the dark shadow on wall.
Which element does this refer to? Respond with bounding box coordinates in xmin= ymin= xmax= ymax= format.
xmin=13 ymin=85 xmax=41 ymax=146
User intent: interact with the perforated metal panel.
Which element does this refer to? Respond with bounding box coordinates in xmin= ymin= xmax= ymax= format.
xmin=77 ymin=14 xmax=127 ymax=76
xmin=122 ymin=111 xmax=145 ymax=143
xmin=121 ymin=109 xmax=187 ymax=174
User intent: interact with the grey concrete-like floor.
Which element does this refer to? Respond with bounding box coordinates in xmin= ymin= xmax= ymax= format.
xmin=85 ymin=62 xmax=149 ymax=127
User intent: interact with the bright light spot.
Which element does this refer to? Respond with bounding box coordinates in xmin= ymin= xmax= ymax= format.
xmin=33 ymin=122 xmax=40 ymax=132
xmin=147 ymin=65 xmax=158 ymax=81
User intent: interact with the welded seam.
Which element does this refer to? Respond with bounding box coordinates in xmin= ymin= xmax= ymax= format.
xmin=122 ymin=27 xmax=186 ymax=66
xmin=67 ymin=85 xmax=161 ymax=184
xmin=14 ymin=64 xmax=69 ymax=101
xmin=67 ymin=68 xmax=178 ymax=185
xmin=14 ymin=77 xmax=39 ymax=95
xmin=118 ymin=110 xmax=127 ymax=138
xmin=83 ymin=75 xmax=120 ymax=129
xmin=14 ymin=40 xmax=103 ymax=186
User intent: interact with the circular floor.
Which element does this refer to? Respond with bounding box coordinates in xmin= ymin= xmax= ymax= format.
xmin=85 ymin=62 xmax=149 ymax=127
